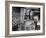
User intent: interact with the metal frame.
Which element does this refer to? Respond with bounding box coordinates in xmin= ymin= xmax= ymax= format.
xmin=5 ymin=1 xmax=45 ymax=37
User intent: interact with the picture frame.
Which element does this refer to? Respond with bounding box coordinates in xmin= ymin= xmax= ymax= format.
xmin=5 ymin=1 xmax=45 ymax=37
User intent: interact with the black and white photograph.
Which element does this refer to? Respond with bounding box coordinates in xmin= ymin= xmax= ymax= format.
xmin=9 ymin=3 xmax=44 ymax=35
xmin=12 ymin=7 xmax=40 ymax=31
xmin=5 ymin=1 xmax=45 ymax=37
